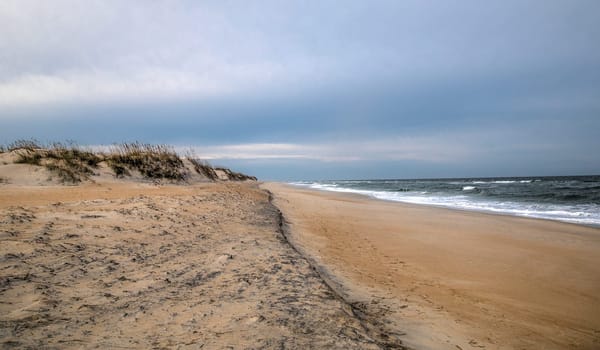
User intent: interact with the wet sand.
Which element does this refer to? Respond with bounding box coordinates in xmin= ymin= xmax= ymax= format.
xmin=264 ymin=182 xmax=600 ymax=350
xmin=0 ymin=182 xmax=384 ymax=349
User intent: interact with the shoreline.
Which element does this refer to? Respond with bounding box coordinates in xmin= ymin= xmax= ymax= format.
xmin=264 ymin=182 xmax=600 ymax=350
xmin=287 ymin=182 xmax=600 ymax=229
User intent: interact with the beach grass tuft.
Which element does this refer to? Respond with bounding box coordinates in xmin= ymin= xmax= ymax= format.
xmin=7 ymin=139 xmax=42 ymax=152
xmin=46 ymin=142 xmax=103 ymax=168
xmin=106 ymin=143 xmax=185 ymax=180
xmin=14 ymin=150 xmax=44 ymax=166
xmin=185 ymin=150 xmax=219 ymax=180
xmin=11 ymin=142 xmax=100 ymax=183
xmin=215 ymin=167 xmax=257 ymax=181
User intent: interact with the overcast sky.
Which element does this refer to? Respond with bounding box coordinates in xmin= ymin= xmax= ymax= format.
xmin=1 ymin=1 xmax=599 ymax=180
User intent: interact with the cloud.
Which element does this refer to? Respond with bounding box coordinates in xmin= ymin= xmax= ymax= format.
xmin=0 ymin=64 xmax=279 ymax=107
xmin=187 ymin=143 xmax=319 ymax=161
xmin=3 ymin=1 xmax=599 ymax=109
xmin=0 ymin=1 xmax=291 ymax=107
xmin=185 ymin=136 xmax=479 ymax=163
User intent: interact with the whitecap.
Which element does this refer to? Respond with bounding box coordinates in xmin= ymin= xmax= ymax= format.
xmin=287 ymin=181 xmax=600 ymax=227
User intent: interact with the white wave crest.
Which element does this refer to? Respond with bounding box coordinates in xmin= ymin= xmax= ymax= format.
xmin=290 ymin=181 xmax=600 ymax=227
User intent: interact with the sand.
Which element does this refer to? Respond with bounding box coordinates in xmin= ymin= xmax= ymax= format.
xmin=263 ymin=183 xmax=600 ymax=350
xmin=3 ymin=155 xmax=600 ymax=350
xmin=0 ymin=180 xmax=385 ymax=349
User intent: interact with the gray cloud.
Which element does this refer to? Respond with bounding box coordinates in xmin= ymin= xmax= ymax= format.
xmin=1 ymin=1 xmax=599 ymax=179
xmin=2 ymin=1 xmax=598 ymax=108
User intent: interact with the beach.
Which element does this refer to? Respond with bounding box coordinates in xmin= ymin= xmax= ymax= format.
xmin=264 ymin=182 xmax=600 ymax=350
xmin=3 ymin=1 xmax=599 ymax=348
xmin=0 ymin=180 xmax=383 ymax=349
xmin=2 ymin=146 xmax=599 ymax=349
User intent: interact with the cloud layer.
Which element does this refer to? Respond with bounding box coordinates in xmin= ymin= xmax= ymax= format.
xmin=3 ymin=1 xmax=598 ymax=107
xmin=1 ymin=1 xmax=599 ymax=179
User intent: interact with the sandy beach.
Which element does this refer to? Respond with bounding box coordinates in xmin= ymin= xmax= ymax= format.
xmin=0 ymin=179 xmax=386 ymax=349
xmin=1 ymin=145 xmax=599 ymax=349
xmin=3 ymin=1 xmax=599 ymax=348
xmin=264 ymin=183 xmax=600 ymax=350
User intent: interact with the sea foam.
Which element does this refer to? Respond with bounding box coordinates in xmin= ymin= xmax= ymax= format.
xmin=291 ymin=176 xmax=600 ymax=227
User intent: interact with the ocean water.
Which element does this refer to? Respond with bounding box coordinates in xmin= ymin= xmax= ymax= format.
xmin=291 ymin=176 xmax=600 ymax=227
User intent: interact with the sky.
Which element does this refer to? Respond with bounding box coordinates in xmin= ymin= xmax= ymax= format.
xmin=1 ymin=1 xmax=599 ymax=180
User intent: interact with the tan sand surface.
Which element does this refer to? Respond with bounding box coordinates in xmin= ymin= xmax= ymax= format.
xmin=0 ymin=181 xmax=385 ymax=349
xmin=264 ymin=182 xmax=600 ymax=350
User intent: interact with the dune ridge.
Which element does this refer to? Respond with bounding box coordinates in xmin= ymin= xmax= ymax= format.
xmin=0 ymin=141 xmax=256 ymax=185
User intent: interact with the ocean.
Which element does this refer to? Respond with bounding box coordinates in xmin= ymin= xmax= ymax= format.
xmin=291 ymin=175 xmax=600 ymax=227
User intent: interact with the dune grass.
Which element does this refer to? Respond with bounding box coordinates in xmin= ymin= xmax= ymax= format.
xmin=215 ymin=167 xmax=257 ymax=181
xmin=7 ymin=139 xmax=42 ymax=152
xmin=186 ymin=151 xmax=219 ymax=181
xmin=107 ymin=143 xmax=185 ymax=180
xmin=3 ymin=140 xmax=255 ymax=183
xmin=9 ymin=139 xmax=44 ymax=165
xmin=14 ymin=151 xmax=44 ymax=166
xmin=11 ymin=141 xmax=101 ymax=183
